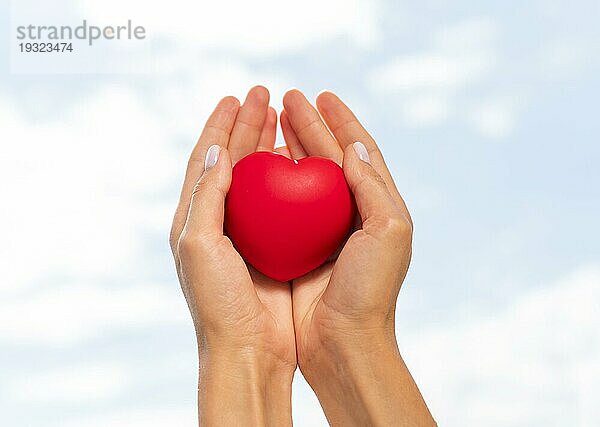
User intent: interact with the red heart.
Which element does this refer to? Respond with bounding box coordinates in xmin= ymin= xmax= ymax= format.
xmin=225 ymin=152 xmax=355 ymax=282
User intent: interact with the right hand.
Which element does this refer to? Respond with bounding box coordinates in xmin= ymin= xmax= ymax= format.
xmin=281 ymin=89 xmax=435 ymax=426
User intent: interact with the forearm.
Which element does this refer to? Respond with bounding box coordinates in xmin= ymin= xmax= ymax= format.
xmin=304 ymin=333 xmax=436 ymax=427
xmin=198 ymin=349 xmax=294 ymax=426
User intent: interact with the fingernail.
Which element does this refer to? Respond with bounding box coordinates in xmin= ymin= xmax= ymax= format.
xmin=204 ymin=145 xmax=220 ymax=171
xmin=353 ymin=141 xmax=370 ymax=163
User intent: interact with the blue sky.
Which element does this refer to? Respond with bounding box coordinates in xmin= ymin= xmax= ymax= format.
xmin=1 ymin=0 xmax=599 ymax=425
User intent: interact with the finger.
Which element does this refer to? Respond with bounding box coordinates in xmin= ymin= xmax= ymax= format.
xmin=181 ymin=145 xmax=232 ymax=245
xmin=178 ymin=147 xmax=261 ymax=308
xmin=274 ymin=145 xmax=292 ymax=158
xmin=282 ymin=89 xmax=342 ymax=163
xmin=228 ymin=85 xmax=270 ymax=163
xmin=256 ymin=107 xmax=277 ymax=151
xmin=280 ymin=109 xmax=307 ymax=159
xmin=170 ymin=96 xmax=239 ymax=253
xmin=343 ymin=142 xmax=410 ymax=237
xmin=316 ymin=90 xmax=411 ymax=223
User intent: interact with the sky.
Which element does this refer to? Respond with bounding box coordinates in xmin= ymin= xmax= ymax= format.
xmin=1 ymin=0 xmax=599 ymax=426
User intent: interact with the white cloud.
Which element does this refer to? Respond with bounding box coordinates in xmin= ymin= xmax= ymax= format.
xmin=58 ymin=405 xmax=196 ymax=427
xmin=148 ymin=59 xmax=292 ymax=141
xmin=433 ymin=17 xmax=497 ymax=53
xmin=8 ymin=362 xmax=129 ymax=404
xmin=468 ymin=97 xmax=519 ymax=139
xmin=369 ymin=17 xmax=496 ymax=94
xmin=368 ymin=17 xmax=500 ymax=131
xmin=0 ymin=281 xmax=187 ymax=345
xmin=370 ymin=53 xmax=491 ymax=93
xmin=0 ymin=58 xmax=288 ymax=294
xmin=76 ymin=0 xmax=381 ymax=55
xmin=0 ymin=64 xmax=277 ymax=346
xmin=0 ymin=88 xmax=174 ymax=293
xmin=12 ymin=0 xmax=378 ymax=73
xmin=401 ymin=93 xmax=449 ymax=126
xmin=2 ymin=3 xmax=596 ymax=426
xmin=405 ymin=265 xmax=600 ymax=426
xmin=539 ymin=37 xmax=600 ymax=81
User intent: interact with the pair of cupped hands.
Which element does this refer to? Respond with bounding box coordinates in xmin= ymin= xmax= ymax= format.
xmin=169 ymin=87 xmax=434 ymax=426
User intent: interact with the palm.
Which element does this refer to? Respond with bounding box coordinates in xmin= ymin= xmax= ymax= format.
xmin=292 ymin=202 xmax=412 ymax=364
xmin=291 ymin=230 xmax=372 ymax=361
xmin=211 ymin=235 xmax=296 ymax=368
xmin=248 ymin=266 xmax=296 ymax=368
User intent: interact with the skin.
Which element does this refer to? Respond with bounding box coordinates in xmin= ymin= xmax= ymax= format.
xmin=170 ymin=86 xmax=436 ymax=426
xmin=169 ymin=86 xmax=295 ymax=426
xmin=283 ymin=90 xmax=435 ymax=426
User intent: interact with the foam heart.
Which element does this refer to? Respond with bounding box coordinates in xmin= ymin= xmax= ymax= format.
xmin=225 ymin=152 xmax=355 ymax=282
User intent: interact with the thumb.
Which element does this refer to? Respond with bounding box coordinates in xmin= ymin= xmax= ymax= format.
xmin=181 ymin=144 xmax=232 ymax=245
xmin=343 ymin=142 xmax=405 ymax=231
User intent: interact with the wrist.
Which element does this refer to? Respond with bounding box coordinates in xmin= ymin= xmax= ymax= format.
xmin=301 ymin=327 xmax=400 ymax=390
xmin=301 ymin=319 xmax=399 ymax=376
xmin=198 ymin=347 xmax=294 ymax=426
xmin=301 ymin=331 xmax=435 ymax=427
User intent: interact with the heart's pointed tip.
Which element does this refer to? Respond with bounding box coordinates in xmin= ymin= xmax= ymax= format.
xmin=256 ymin=270 xmax=297 ymax=282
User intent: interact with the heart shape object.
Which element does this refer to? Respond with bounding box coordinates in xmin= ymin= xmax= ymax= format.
xmin=225 ymin=152 xmax=355 ymax=282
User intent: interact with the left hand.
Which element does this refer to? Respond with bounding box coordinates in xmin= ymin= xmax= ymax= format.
xmin=169 ymin=86 xmax=296 ymax=426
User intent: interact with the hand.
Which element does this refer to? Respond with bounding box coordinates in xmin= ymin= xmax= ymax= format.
xmin=281 ymin=89 xmax=436 ymax=426
xmin=169 ymin=86 xmax=296 ymax=426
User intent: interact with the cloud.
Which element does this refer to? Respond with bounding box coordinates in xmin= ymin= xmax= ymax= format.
xmin=468 ymin=96 xmax=521 ymax=139
xmin=145 ymin=58 xmax=292 ymax=143
xmin=405 ymin=265 xmax=600 ymax=426
xmin=0 ymin=57 xmax=290 ymax=294
xmin=369 ymin=53 xmax=491 ymax=94
xmin=0 ymin=56 xmax=299 ymax=425
xmin=0 ymin=84 xmax=216 ymax=346
xmin=0 ymin=281 xmax=187 ymax=345
xmin=539 ymin=37 xmax=600 ymax=81
xmin=76 ymin=0 xmax=381 ymax=55
xmin=7 ymin=362 xmax=129 ymax=404
xmin=0 ymin=88 xmax=173 ymax=293
xmin=367 ymin=17 xmax=514 ymax=132
xmin=12 ymin=0 xmax=378 ymax=73
xmin=369 ymin=17 xmax=496 ymax=94
xmin=3 ymin=3 xmax=598 ymax=426
xmin=400 ymin=93 xmax=450 ymax=126
xmin=57 ymin=406 xmax=196 ymax=427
